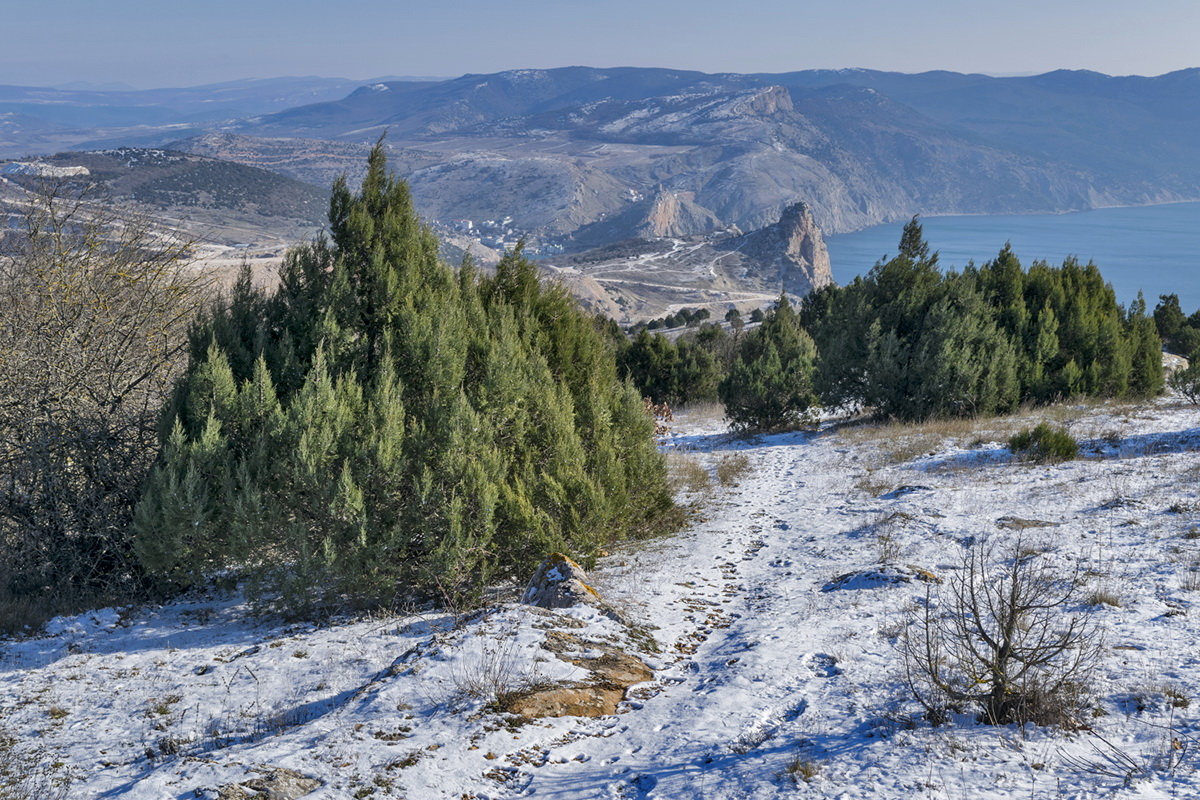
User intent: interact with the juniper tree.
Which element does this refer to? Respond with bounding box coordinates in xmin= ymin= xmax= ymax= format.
xmin=718 ymin=296 xmax=818 ymax=431
xmin=806 ymin=221 xmax=1160 ymax=420
xmin=135 ymin=144 xmax=673 ymax=612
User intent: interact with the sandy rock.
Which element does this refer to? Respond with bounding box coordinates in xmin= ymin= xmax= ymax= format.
xmin=504 ymin=684 xmax=627 ymax=719
xmin=567 ymin=650 xmax=655 ymax=687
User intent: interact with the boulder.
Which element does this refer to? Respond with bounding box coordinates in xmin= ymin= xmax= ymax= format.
xmin=217 ymin=767 xmax=321 ymax=800
xmin=523 ymin=553 xmax=622 ymax=621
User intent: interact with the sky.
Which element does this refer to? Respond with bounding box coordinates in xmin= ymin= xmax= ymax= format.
xmin=3 ymin=0 xmax=1198 ymax=88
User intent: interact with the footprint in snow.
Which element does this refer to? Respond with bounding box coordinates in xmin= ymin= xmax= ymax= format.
xmin=809 ymin=653 xmax=841 ymax=678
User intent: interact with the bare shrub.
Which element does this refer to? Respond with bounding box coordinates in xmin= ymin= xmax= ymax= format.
xmin=1061 ymin=733 xmax=1147 ymax=788
xmin=0 ymin=182 xmax=205 ymax=628
xmin=901 ymin=539 xmax=1101 ymax=727
xmin=449 ymin=630 xmax=545 ymax=709
xmin=642 ymin=398 xmax=673 ymax=437
xmin=1087 ymin=587 xmax=1123 ymax=608
xmin=1169 ymin=363 xmax=1200 ymax=405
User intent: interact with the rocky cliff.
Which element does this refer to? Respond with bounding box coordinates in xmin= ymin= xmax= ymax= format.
xmin=722 ymin=201 xmax=832 ymax=296
xmin=546 ymin=202 xmax=834 ymax=321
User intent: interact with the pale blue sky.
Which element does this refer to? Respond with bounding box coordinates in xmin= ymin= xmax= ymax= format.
xmin=4 ymin=0 xmax=1198 ymax=88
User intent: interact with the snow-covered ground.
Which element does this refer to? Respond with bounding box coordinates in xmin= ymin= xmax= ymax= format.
xmin=6 ymin=397 xmax=1200 ymax=799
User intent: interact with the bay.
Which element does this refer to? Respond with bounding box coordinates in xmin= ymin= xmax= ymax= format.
xmin=826 ymin=202 xmax=1200 ymax=310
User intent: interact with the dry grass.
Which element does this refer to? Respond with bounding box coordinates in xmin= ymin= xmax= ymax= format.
xmin=1180 ymin=569 xmax=1200 ymax=592
xmin=836 ymin=398 xmax=1142 ymax=467
xmin=666 ymin=453 xmax=711 ymax=495
xmin=1087 ymin=588 xmax=1123 ymax=608
xmin=715 ymin=453 xmax=752 ymax=487
xmin=784 ymin=756 xmax=821 ymax=784
xmin=0 ymin=727 xmax=71 ymax=799
xmin=855 ymin=471 xmax=892 ymax=497
xmin=838 ymin=414 xmax=1023 ymax=466
xmin=670 ymin=401 xmax=727 ymax=429
xmin=1135 ymin=682 xmax=1190 ymax=710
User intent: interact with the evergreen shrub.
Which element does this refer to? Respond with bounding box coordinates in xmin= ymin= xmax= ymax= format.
xmin=1008 ymin=423 xmax=1079 ymax=463
xmin=133 ymin=145 xmax=675 ymax=612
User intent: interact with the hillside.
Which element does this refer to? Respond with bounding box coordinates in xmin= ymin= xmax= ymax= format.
xmin=4 ymin=67 xmax=1197 ymax=274
xmin=6 ymin=396 xmax=1200 ymax=798
xmin=0 ymin=148 xmax=329 ymax=251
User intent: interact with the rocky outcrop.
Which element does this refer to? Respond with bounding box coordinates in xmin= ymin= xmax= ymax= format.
xmin=523 ymin=553 xmax=625 ymax=622
xmin=724 ymin=201 xmax=833 ymax=296
xmin=548 ymin=200 xmax=835 ymax=320
xmin=638 ymin=189 xmax=724 ymax=239
xmin=822 ymin=564 xmax=941 ymax=591
xmin=523 ymin=553 xmax=603 ymax=610
xmin=216 ymin=767 xmax=321 ymax=800
xmin=500 ymin=629 xmax=655 ymax=720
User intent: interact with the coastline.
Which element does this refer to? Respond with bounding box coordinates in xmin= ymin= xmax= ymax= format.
xmin=826 ymin=200 xmax=1200 ymax=307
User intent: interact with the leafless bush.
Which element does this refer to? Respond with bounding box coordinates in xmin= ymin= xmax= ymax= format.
xmin=0 ymin=182 xmax=205 ymax=627
xmin=448 ymin=629 xmax=544 ymax=709
xmin=1061 ymin=732 xmax=1148 ymax=788
xmin=901 ymin=539 xmax=1102 ymax=727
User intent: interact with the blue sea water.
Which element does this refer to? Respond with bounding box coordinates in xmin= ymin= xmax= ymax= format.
xmin=825 ymin=202 xmax=1200 ymax=310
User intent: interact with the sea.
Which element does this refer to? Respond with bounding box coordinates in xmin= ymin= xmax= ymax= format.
xmin=825 ymin=201 xmax=1200 ymax=311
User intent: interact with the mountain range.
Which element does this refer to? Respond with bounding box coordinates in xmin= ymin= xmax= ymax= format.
xmin=2 ymin=66 xmax=1198 ymax=312
xmin=199 ymin=66 xmax=1200 ymax=242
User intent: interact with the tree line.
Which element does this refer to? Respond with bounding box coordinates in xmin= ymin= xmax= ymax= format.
xmin=619 ymin=218 xmax=1164 ymax=430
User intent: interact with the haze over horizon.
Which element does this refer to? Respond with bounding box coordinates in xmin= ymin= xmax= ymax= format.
xmin=3 ymin=0 xmax=1198 ymax=89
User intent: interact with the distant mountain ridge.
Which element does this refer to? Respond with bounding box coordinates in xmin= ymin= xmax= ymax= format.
xmin=215 ymin=66 xmax=1200 ymax=246
xmin=3 ymin=66 xmax=1198 ymax=287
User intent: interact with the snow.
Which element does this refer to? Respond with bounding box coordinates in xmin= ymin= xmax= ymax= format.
xmin=0 ymin=162 xmax=89 ymax=177
xmin=5 ymin=398 xmax=1200 ymax=798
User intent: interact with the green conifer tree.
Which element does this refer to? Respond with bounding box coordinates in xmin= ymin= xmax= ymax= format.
xmin=135 ymin=144 xmax=673 ymax=612
xmin=719 ymin=297 xmax=818 ymax=431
